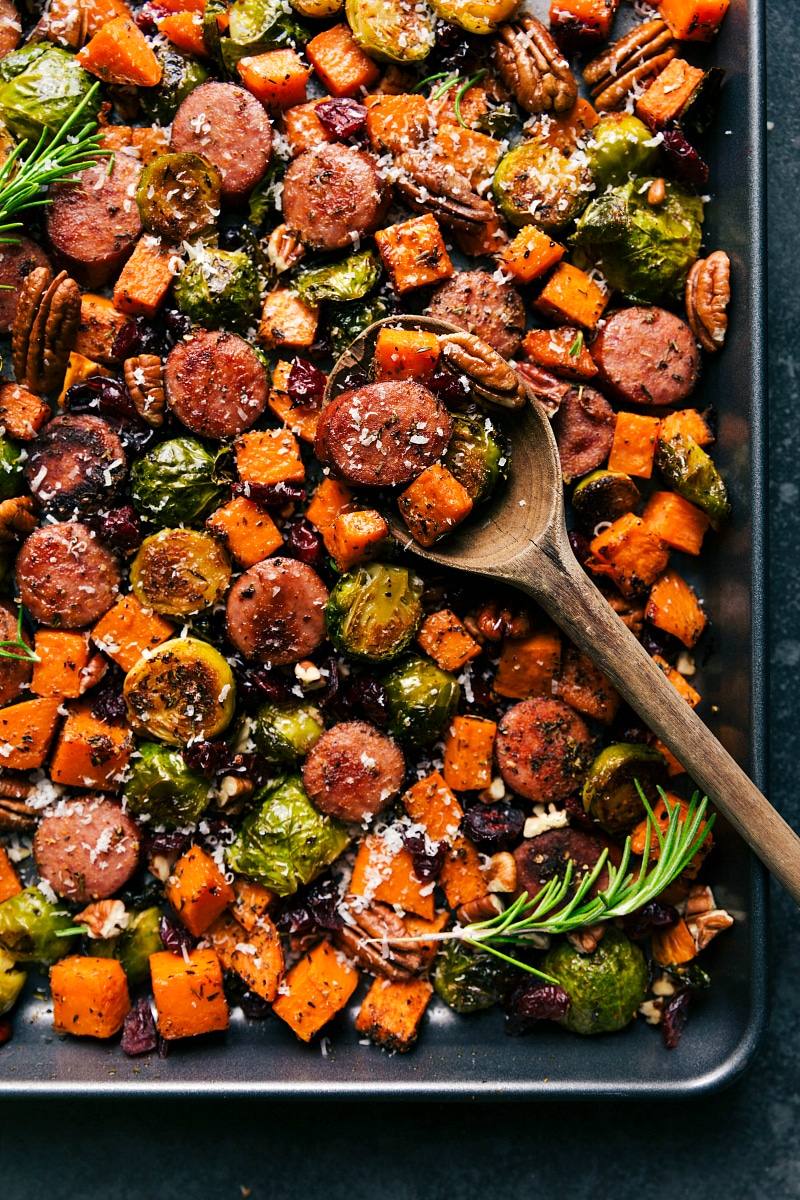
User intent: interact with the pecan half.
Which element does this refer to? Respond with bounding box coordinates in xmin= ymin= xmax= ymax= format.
xmin=264 ymin=224 xmax=305 ymax=274
xmin=12 ymin=267 xmax=81 ymax=394
xmin=689 ymin=908 xmax=734 ymax=951
xmin=494 ymin=15 xmax=578 ymax=114
xmin=567 ymin=922 xmax=606 ymax=955
xmin=0 ymin=496 xmax=37 ymax=544
xmin=685 ymin=250 xmax=730 ymax=354
xmin=75 ymin=899 xmax=130 ymax=939
xmin=332 ymin=924 xmax=416 ymax=981
xmin=439 ymin=331 xmax=527 ymax=409
xmin=123 ymin=354 xmax=166 ymax=427
xmin=0 ymin=773 xmax=32 ymax=802
xmin=0 ymin=798 xmax=37 ymax=831
xmin=583 ymin=20 xmax=677 ymax=111
xmin=395 ymin=151 xmax=494 ymax=236
xmin=456 ymin=894 xmax=502 ymax=925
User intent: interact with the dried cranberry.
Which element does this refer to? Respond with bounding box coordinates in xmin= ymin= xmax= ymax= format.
xmin=463 ymin=801 xmax=525 ymax=849
xmin=91 ymin=505 xmax=143 ymax=551
xmin=159 ymin=913 xmax=196 ymax=954
xmin=133 ymin=7 xmax=159 ymax=33
xmin=641 ymin=622 xmax=683 ymax=661
xmin=65 ymin=374 xmax=138 ymax=420
xmin=111 ymin=314 xmax=164 ymax=359
xmin=147 ymin=830 xmax=191 ymax=859
xmin=0 ymin=1016 xmax=11 ymax=1046
xmin=621 ymin=901 xmax=678 ymax=942
xmin=89 ymin=668 xmax=127 ymax=723
xmin=662 ymin=988 xmax=690 ymax=1049
xmin=164 ymin=308 xmax=193 ymax=343
xmin=234 ymin=663 xmax=293 ymax=707
xmin=568 ymin=529 xmax=592 ymax=569
xmin=341 ymin=369 xmax=370 ymax=391
xmin=121 ymin=997 xmax=158 ymax=1056
xmin=239 ymin=991 xmax=272 ymax=1019
xmin=184 ymin=739 xmax=239 ymax=779
xmin=277 ymin=874 xmax=343 ymax=934
xmin=339 ymin=672 xmax=389 ymax=727
xmin=427 ymin=370 xmax=469 ymax=409
xmin=106 ymin=416 xmax=157 ymax=456
xmin=231 ymin=480 xmax=306 ymax=508
xmin=563 ymin=791 xmax=598 ymax=833
xmin=218 ymin=225 xmax=246 ymax=251
xmin=287 ymin=357 xmax=327 ymax=407
xmin=401 ymin=829 xmax=446 ymax=881
xmin=432 ymin=22 xmax=480 ymax=73
xmin=466 ymin=675 xmax=494 ymax=712
xmin=315 ymin=97 xmax=368 ymax=139
xmin=661 ymin=128 xmax=709 ymax=186
xmin=282 ymin=515 xmax=327 ymax=571
xmin=505 ymin=980 xmax=570 ymax=1036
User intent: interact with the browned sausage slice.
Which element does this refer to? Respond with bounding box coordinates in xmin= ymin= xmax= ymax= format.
xmin=34 ymin=796 xmax=140 ymax=901
xmin=170 ymin=82 xmax=272 ymax=201
xmin=495 ymin=697 xmax=593 ymax=803
xmin=24 ymin=414 xmax=127 ymax=518
xmin=515 ymin=362 xmax=571 ymax=417
xmin=165 ymin=330 xmax=269 ymax=439
xmin=226 ymin=556 xmax=329 ymax=665
xmin=591 ymin=306 xmax=700 ymax=407
xmin=551 ymin=385 xmax=615 ymax=481
xmin=513 ymin=828 xmax=620 ymax=902
xmin=302 ymin=720 xmax=405 ymax=822
xmin=427 ymin=271 xmax=526 ymax=358
xmin=315 ymin=381 xmax=451 ymax=488
xmin=0 ymin=236 xmax=50 ymax=332
xmin=0 ymin=599 xmax=32 ymax=706
xmin=16 ymin=522 xmax=121 ymax=629
xmin=46 ymin=153 xmax=143 ymax=289
xmin=282 ymin=143 xmax=389 ymax=252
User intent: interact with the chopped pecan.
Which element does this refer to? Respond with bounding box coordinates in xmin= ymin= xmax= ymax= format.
xmin=395 ymin=150 xmax=494 ymax=236
xmin=75 ymin=899 xmax=130 ymax=939
xmin=123 ymin=354 xmax=165 ymax=427
xmin=0 ymin=798 xmax=37 ymax=831
xmin=684 ymin=883 xmax=715 ymax=919
xmin=647 ymin=177 xmax=667 ymax=206
xmin=0 ymin=496 xmax=37 ymax=544
xmin=12 ymin=268 xmax=81 ymax=394
xmin=456 ymin=894 xmax=503 ymax=925
xmin=0 ymin=773 xmax=32 ymax=802
xmin=486 ymin=851 xmax=517 ymax=894
xmin=494 ymin=15 xmax=578 ymax=114
xmin=583 ymin=20 xmax=677 ymax=111
xmin=216 ymin=773 xmax=257 ymax=813
xmin=78 ymin=652 xmax=109 ymax=694
xmin=332 ymin=924 xmax=416 ymax=981
xmin=38 ymin=0 xmax=89 ymax=48
xmin=685 ymin=251 xmax=730 ymax=354
xmin=264 ymin=224 xmax=305 ymax=275
xmin=688 ymin=907 xmax=734 ymax=951
xmin=474 ymin=598 xmax=534 ymax=641
xmin=439 ymin=331 xmax=527 ymax=409
xmin=567 ymin=922 xmax=606 ymax=955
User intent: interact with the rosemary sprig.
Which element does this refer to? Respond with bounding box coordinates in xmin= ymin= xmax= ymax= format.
xmin=0 ymin=605 xmax=38 ymax=663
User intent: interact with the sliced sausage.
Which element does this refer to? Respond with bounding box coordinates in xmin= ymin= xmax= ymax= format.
xmin=34 ymin=796 xmax=140 ymax=901
xmin=0 ymin=236 xmax=50 ymax=332
xmin=282 ymin=143 xmax=389 ymax=252
xmin=551 ymin=385 xmax=615 ymax=481
xmin=24 ymin=414 xmax=127 ymax=518
xmin=46 ymin=153 xmax=143 ymax=289
xmin=0 ymin=599 xmax=32 ymax=706
xmin=226 ymin=556 xmax=329 ymax=665
xmin=302 ymin=720 xmax=405 ymax=822
xmin=315 ymin=381 xmax=451 ymax=488
xmin=515 ymin=362 xmax=571 ymax=417
xmin=427 ymin=271 xmax=526 ymax=358
xmin=513 ymin=828 xmax=621 ymax=903
xmin=16 ymin=522 xmax=121 ymax=629
xmin=592 ymin=306 xmax=700 ymax=407
xmin=170 ymin=82 xmax=272 ymax=202
xmin=495 ymin=697 xmax=593 ymax=804
xmin=165 ymin=330 xmax=269 ymax=439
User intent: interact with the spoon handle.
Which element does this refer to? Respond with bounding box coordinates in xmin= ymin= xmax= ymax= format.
xmin=513 ymin=542 xmax=798 ymax=902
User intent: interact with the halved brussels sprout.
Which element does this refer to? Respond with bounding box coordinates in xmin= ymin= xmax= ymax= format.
xmin=572 ymin=178 xmax=703 ymax=304
xmin=581 ymin=742 xmax=667 ymax=835
xmin=493 ymin=140 xmax=593 ymax=231
xmin=252 ymin=701 xmax=325 ymax=767
xmin=0 ymin=946 xmax=25 ymax=1016
xmin=139 ymin=47 xmax=208 ymax=125
xmin=384 ymin=655 xmax=460 ymax=747
xmin=0 ymin=437 xmax=24 ymax=502
xmin=346 ymin=0 xmax=435 ymax=62
xmin=174 ymin=245 xmax=262 ymax=331
xmin=433 ymin=940 xmax=517 ymax=1013
xmin=328 ymin=296 xmax=391 ymax=359
xmin=131 ymin=528 xmax=232 ymax=618
xmin=293 ymin=250 xmax=382 ymax=306
xmin=325 ymin=563 xmax=424 ymax=664
xmin=0 ymin=45 xmax=100 ymax=143
xmin=541 ymin=926 xmax=648 ymax=1035
xmin=291 ymin=0 xmax=343 ymax=16
xmin=572 ymin=470 xmax=641 ymax=534
xmin=132 ymin=437 xmax=229 ymax=527
xmin=655 ymin=435 xmax=730 ymax=530
xmin=444 ymin=414 xmax=509 ymax=504
xmin=585 ymin=114 xmax=661 ymax=190
xmin=225 ymin=774 xmax=349 ymax=895
xmin=124 ymin=637 xmax=236 ymax=745
xmin=228 ymin=0 xmax=285 ymax=43
xmin=123 ymin=741 xmax=213 ymax=827
xmin=137 ymin=153 xmax=222 ymax=245
xmin=94 ymin=907 xmax=165 ymax=986
xmin=0 ymin=888 xmax=79 ymax=963
xmin=428 ymin=0 xmax=520 ymax=34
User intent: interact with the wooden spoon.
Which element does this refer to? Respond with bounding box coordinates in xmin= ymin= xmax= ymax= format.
xmin=328 ymin=315 xmax=800 ymax=903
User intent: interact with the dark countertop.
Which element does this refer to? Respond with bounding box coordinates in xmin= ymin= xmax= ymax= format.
xmin=2 ymin=3 xmax=799 ymax=1194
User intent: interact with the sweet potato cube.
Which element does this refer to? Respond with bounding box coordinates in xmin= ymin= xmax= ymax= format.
xmin=398 ymin=463 xmax=473 ymax=548
xmin=553 ymin=643 xmax=621 ymax=725
xmin=374 ymin=327 xmax=440 ymax=382
xmin=113 ymin=236 xmax=177 ymax=319
xmin=658 ymin=408 xmax=715 ymax=447
xmin=430 ymin=85 xmax=488 ymax=129
xmin=166 ymin=844 xmax=235 ymax=937
xmin=350 ymin=834 xmax=435 ymax=920
xmin=493 ymin=629 xmax=562 ymax=700
xmin=653 ymin=738 xmax=686 ymax=776
xmin=607 ymin=412 xmax=661 ymax=479
xmin=206 ymin=497 xmax=283 ymax=568
xmin=375 ymin=215 xmax=454 ymax=295
xmin=549 ymin=0 xmax=620 ymax=41
xmin=652 ymin=654 xmax=701 ymax=707
xmin=324 ymin=509 xmax=389 ymax=572
xmin=588 ymin=513 xmax=670 ymax=598
xmin=535 ymin=262 xmax=608 ymax=329
xmin=50 ymin=956 xmax=130 ymax=1038
xmin=434 ymin=125 xmax=503 ymax=190
xmin=536 ymin=97 xmax=600 ymax=151
xmin=443 ymin=716 xmax=496 ymax=791
xmin=305 ymin=24 xmax=380 ymax=97
xmin=272 ymin=940 xmax=359 ymax=1043
xmin=74 ymin=293 xmax=130 ymax=363
xmin=229 ymin=917 xmax=284 ymax=1002
xmin=645 ymin=569 xmax=707 ymax=647
xmin=439 ymin=836 xmax=487 ymax=909
xmin=238 ymin=49 xmax=309 ymax=112
xmin=403 ymin=770 xmax=463 ymax=843
xmin=283 ymin=100 xmax=332 ymax=154
xmin=306 ymin=477 xmax=356 ymax=532
xmin=642 ymin=490 xmax=710 ymax=555
xmin=657 ymin=0 xmax=729 ymax=42
xmin=258 ymin=289 xmax=319 ymax=350
xmin=131 ymin=125 xmax=170 ymax=164
xmin=229 ymin=878 xmax=275 ymax=932
xmin=91 ymin=594 xmax=175 ymax=672
xmin=365 ymin=93 xmax=430 ymax=155
xmin=0 ymin=846 xmax=21 ymax=903
xmin=416 ymin=608 xmax=481 ymax=673
xmin=235 ymin=427 xmax=305 ymax=486
xmin=158 ymin=10 xmax=208 ymax=57
xmin=635 ymin=58 xmax=706 ymax=129
xmin=57 ymin=352 xmax=112 ymax=406
xmin=355 ymin=976 xmax=433 ymax=1052
xmin=0 ymin=382 xmax=50 ymax=440
xmin=0 ymin=698 xmax=62 ymax=770
xmin=50 ymin=703 xmax=132 ymax=791
xmin=77 ymin=16 xmax=163 ymax=86
xmin=203 ymin=910 xmax=245 ymax=971
xmin=31 ymin=631 xmax=90 ymax=699
xmin=150 ymin=948 xmax=229 ymax=1039
xmin=651 ymin=917 xmax=697 ymax=965
xmin=500 ymin=226 xmax=565 ymax=284
xmin=521 ymin=326 xmax=598 ymax=381
xmin=267 ymin=385 xmax=320 ymax=444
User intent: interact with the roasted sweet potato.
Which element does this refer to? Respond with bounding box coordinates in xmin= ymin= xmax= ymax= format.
xmin=535 ymin=262 xmax=608 ymax=329
xmin=31 ymin=631 xmax=90 ymax=699
xmin=402 ymin=770 xmax=464 ymax=843
xmin=500 ymin=226 xmax=565 ymax=284
xmin=50 ymin=955 xmax=130 ymax=1038
xmin=350 ymin=834 xmax=435 ymax=920
xmin=439 ymin=836 xmax=488 ymax=908
xmin=150 ymin=948 xmax=230 ymax=1039
xmin=0 ymin=846 xmax=22 ymax=904
xmin=235 ymin=428 xmax=305 ymax=485
xmin=588 ymin=513 xmax=671 ymax=598
xmin=416 ymin=609 xmax=481 ymax=673
xmin=305 ymin=24 xmax=380 ymax=97
xmin=91 ymin=593 xmax=175 ymax=673
xmin=645 ymin=569 xmax=707 ymax=647
xmin=74 ymin=294 xmax=129 ymax=364
xmin=374 ymin=327 xmax=440 ymax=382
xmin=166 ymin=844 xmax=235 ymax=938
xmin=50 ymin=702 xmax=132 ymax=791
xmin=520 ymin=326 xmax=598 ymax=380
xmin=443 ymin=716 xmax=496 ymax=791
xmin=0 ymin=697 xmax=62 ymax=770
xmin=355 ymin=976 xmax=433 ymax=1052
xmin=324 ymin=509 xmax=389 ymax=572
xmin=305 ymin=477 xmax=356 ymax=532
xmin=206 ymin=497 xmax=283 ymax=568
xmin=230 ymin=917 xmax=284 ymax=1001
xmin=607 ymin=412 xmax=661 ymax=479
xmin=272 ymin=939 xmax=359 ymax=1042
xmin=398 ymin=464 xmax=473 ymax=548
xmin=375 ymin=215 xmax=454 ymax=295
xmin=493 ymin=628 xmax=562 ymax=700
xmin=642 ymin=490 xmax=710 ymax=555
xmin=113 ymin=237 xmax=177 ymax=319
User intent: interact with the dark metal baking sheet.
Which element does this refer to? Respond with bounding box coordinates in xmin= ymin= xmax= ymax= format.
xmin=0 ymin=0 xmax=767 ymax=1097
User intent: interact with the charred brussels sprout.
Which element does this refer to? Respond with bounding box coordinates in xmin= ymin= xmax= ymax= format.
xmin=94 ymin=906 xmax=165 ymax=985
xmin=581 ymin=743 xmax=667 ymax=835
xmin=139 ymin=47 xmax=208 ymax=124
xmin=384 ymin=655 xmax=460 ymax=747
xmin=325 ymin=563 xmax=424 ymax=664
xmin=124 ymin=637 xmax=236 ymax=745
xmin=585 ymin=114 xmax=660 ymax=190
xmin=0 ymin=45 xmax=100 ymax=143
xmin=293 ymin=250 xmax=382 ymax=306
xmin=225 ymin=774 xmax=349 ymax=895
xmin=131 ymin=528 xmax=232 ymax=618
xmin=0 ymin=946 xmax=25 ymax=1015
xmin=123 ymin=741 xmax=213 ymax=826
xmin=433 ymin=940 xmax=517 ymax=1013
xmin=655 ymin=435 xmax=730 ymax=529
xmin=329 ymin=296 xmax=391 ymax=359
xmin=572 ymin=470 xmax=641 ymax=535
xmin=174 ymin=246 xmax=261 ymax=331
xmin=493 ymin=140 xmax=592 ymax=231
xmin=252 ymin=701 xmax=325 ymax=767
xmin=0 ymin=437 xmax=24 ymax=502
xmin=291 ymin=0 xmax=343 ymax=16
xmin=346 ymin=0 xmax=435 ymax=62
xmin=428 ymin=0 xmax=519 ymax=33
xmin=541 ymin=926 xmax=648 ymax=1035
xmin=444 ymin=414 xmax=509 ymax=503
xmin=132 ymin=437 xmax=228 ymax=527
xmin=137 ymin=153 xmax=222 ymax=244
xmin=0 ymin=888 xmax=79 ymax=963
xmin=572 ymin=179 xmax=703 ymax=304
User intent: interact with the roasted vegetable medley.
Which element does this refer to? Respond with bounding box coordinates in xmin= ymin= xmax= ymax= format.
xmin=0 ymin=0 xmax=737 ymax=1061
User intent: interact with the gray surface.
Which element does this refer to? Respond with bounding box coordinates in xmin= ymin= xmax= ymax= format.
xmin=1 ymin=0 xmax=799 ymax=1191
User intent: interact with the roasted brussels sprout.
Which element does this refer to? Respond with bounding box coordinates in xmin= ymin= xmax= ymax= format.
xmin=137 ymin=153 xmax=222 ymax=245
xmin=572 ymin=470 xmax=641 ymax=535
xmin=444 ymin=414 xmax=509 ymax=503
xmin=294 ymin=250 xmax=382 ymax=306
xmin=0 ymin=45 xmax=100 ymax=143
xmin=229 ymin=0 xmax=290 ymax=43
xmin=0 ymin=946 xmax=25 ymax=1016
xmin=94 ymin=906 xmax=165 ymax=985
xmin=0 ymin=437 xmax=24 ymax=502
xmin=132 ymin=437 xmax=228 ymax=527
xmin=131 ymin=529 xmax=232 ymax=618
xmin=326 ymin=563 xmax=424 ymax=664
xmin=174 ymin=245 xmax=261 ymax=331
xmin=541 ymin=926 xmax=648 ymax=1035
xmin=433 ymin=940 xmax=517 ymax=1013
xmin=124 ymin=637 xmax=236 ymax=745
xmin=328 ymin=296 xmax=391 ymax=359
xmin=585 ymin=114 xmax=661 ymax=190
xmin=428 ymin=0 xmax=519 ymax=34
xmin=655 ymin=435 xmax=730 ymax=529
xmin=252 ymin=701 xmax=325 ymax=767
xmin=384 ymin=655 xmax=460 ymax=747
xmin=572 ymin=179 xmax=704 ymax=304
xmin=581 ymin=743 xmax=667 ymax=835
xmin=493 ymin=140 xmax=592 ymax=231
xmin=346 ymin=0 xmax=435 ymax=62
xmin=123 ymin=741 xmax=213 ymax=826
xmin=225 ymin=774 xmax=349 ymax=895
xmin=139 ymin=47 xmax=208 ymax=125
xmin=0 ymin=888 xmax=79 ymax=963
xmin=291 ymin=0 xmax=343 ymax=16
